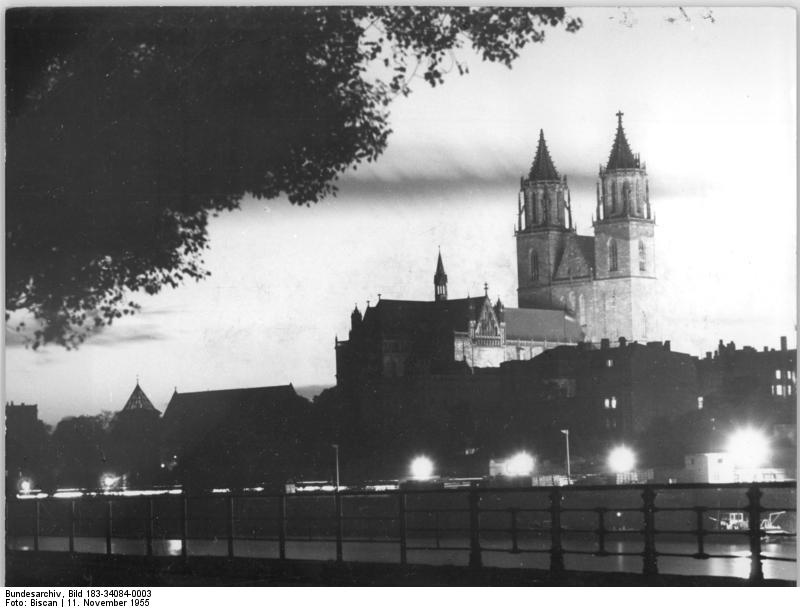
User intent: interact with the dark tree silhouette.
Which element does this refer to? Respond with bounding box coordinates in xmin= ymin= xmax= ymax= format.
xmin=6 ymin=7 xmax=581 ymax=348
xmin=49 ymin=414 xmax=114 ymax=489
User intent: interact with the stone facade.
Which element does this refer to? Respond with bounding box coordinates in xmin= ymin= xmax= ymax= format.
xmin=517 ymin=113 xmax=656 ymax=343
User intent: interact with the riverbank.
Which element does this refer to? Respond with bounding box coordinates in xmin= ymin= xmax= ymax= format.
xmin=5 ymin=551 xmax=795 ymax=586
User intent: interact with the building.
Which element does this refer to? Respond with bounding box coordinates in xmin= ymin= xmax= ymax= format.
xmin=683 ymin=452 xmax=789 ymax=483
xmin=5 ymin=401 xmax=46 ymax=490
xmin=500 ymin=338 xmax=699 ymax=458
xmin=335 ymin=251 xmax=582 ymax=388
xmin=160 ymin=384 xmax=330 ymax=489
xmin=516 ymin=113 xmax=656 ymax=343
xmin=698 ymin=336 xmax=796 ymax=410
xmin=107 ymin=382 xmax=161 ymax=486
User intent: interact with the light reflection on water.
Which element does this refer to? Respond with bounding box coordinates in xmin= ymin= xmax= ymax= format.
xmin=8 ymin=536 xmax=796 ymax=581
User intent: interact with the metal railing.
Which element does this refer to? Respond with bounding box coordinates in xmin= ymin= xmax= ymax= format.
xmin=6 ymin=481 xmax=796 ymax=582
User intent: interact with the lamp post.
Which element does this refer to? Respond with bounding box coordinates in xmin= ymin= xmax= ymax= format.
xmin=560 ymin=429 xmax=571 ymax=480
xmin=332 ymin=444 xmax=340 ymax=492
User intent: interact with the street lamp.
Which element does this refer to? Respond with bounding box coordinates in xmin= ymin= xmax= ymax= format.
xmin=608 ymin=446 xmax=636 ymax=474
xmin=410 ymin=456 xmax=434 ymax=481
xmin=727 ymin=428 xmax=769 ymax=468
xmin=332 ymin=444 xmax=340 ymax=492
xmin=18 ymin=477 xmax=33 ymax=495
xmin=100 ymin=473 xmax=120 ymax=492
xmin=505 ymin=452 xmax=535 ymax=477
xmin=560 ymin=429 xmax=571 ymax=479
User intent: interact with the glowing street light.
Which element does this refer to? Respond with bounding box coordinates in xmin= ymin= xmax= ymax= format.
xmin=727 ymin=428 xmax=769 ymax=468
xmin=608 ymin=446 xmax=636 ymax=474
xmin=410 ymin=456 xmax=434 ymax=481
xmin=504 ymin=451 xmax=535 ymax=477
xmin=18 ymin=478 xmax=33 ymax=494
xmin=100 ymin=473 xmax=120 ymax=492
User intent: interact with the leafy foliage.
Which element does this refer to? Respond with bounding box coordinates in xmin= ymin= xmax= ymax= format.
xmin=6 ymin=7 xmax=581 ymax=348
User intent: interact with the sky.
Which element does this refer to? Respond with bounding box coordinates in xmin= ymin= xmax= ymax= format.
xmin=4 ymin=7 xmax=797 ymax=425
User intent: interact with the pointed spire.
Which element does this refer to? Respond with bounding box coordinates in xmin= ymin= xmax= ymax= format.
xmin=606 ymin=111 xmax=639 ymax=170
xmin=122 ymin=382 xmax=159 ymax=414
xmin=435 ymin=250 xmax=446 ymax=277
xmin=434 ymin=249 xmax=448 ymax=302
xmin=528 ymin=129 xmax=560 ymax=181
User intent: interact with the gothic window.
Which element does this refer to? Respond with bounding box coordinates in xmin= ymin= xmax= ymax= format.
xmin=622 ymin=182 xmax=631 ymax=213
xmin=639 ymin=240 xmax=646 ymax=271
xmin=531 ymin=251 xmax=539 ymax=281
xmin=609 ymin=240 xmax=618 ymax=272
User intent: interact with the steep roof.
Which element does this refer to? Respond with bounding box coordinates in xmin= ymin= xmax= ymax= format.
xmin=606 ymin=112 xmax=640 ymax=171
xmin=528 ymin=129 xmax=560 ymax=181
xmin=364 ymin=297 xmax=487 ymax=336
xmin=122 ymin=382 xmax=160 ymax=414
xmin=162 ymin=385 xmax=306 ymax=457
xmin=504 ymin=308 xmax=583 ymax=343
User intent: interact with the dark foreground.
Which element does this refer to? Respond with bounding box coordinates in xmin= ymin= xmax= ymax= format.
xmin=5 ymin=551 xmax=795 ymax=586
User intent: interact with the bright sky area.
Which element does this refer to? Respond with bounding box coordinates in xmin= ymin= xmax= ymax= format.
xmin=4 ymin=7 xmax=796 ymax=424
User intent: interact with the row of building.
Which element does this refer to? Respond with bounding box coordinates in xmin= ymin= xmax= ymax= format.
xmin=6 ymin=113 xmax=796 ymax=490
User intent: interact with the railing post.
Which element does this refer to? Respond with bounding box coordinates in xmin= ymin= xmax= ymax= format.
xmin=398 ymin=492 xmax=407 ymax=565
xmin=180 ymin=496 xmax=188 ymax=559
xmin=145 ymin=498 xmax=154 ymax=557
xmin=68 ymin=500 xmax=75 ymax=553
xmin=468 ymin=484 xmax=482 ymax=568
xmin=510 ymin=508 xmax=519 ymax=554
xmin=105 ymin=500 xmax=113 ymax=555
xmin=278 ymin=495 xmax=287 ymax=560
xmin=549 ymin=487 xmax=565 ymax=576
xmin=694 ymin=507 xmax=708 ymax=558
xmin=746 ymin=485 xmax=764 ymax=583
xmin=435 ymin=511 xmax=441 ymax=549
xmin=33 ymin=500 xmax=40 ymax=552
xmin=335 ymin=491 xmax=343 ymax=562
xmin=595 ymin=508 xmax=607 ymax=556
xmin=642 ymin=486 xmax=658 ymax=576
xmin=226 ymin=495 xmax=235 ymax=559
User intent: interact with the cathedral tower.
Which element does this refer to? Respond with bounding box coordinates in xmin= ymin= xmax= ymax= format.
xmin=516 ymin=130 xmax=575 ymax=309
xmin=514 ymin=113 xmax=657 ymax=344
xmin=434 ymin=251 xmax=448 ymax=301
xmin=592 ymin=112 xmax=656 ymax=341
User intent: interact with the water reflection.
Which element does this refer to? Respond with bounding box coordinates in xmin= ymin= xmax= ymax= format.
xmin=8 ymin=535 xmax=795 ymax=581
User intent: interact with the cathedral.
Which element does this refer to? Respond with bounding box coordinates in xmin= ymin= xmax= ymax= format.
xmin=336 ymin=112 xmax=657 ymax=385
xmin=517 ymin=112 xmax=656 ymax=342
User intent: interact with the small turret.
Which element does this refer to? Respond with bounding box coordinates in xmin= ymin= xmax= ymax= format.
xmin=434 ymin=251 xmax=448 ymax=301
xmin=350 ymin=304 xmax=362 ymax=328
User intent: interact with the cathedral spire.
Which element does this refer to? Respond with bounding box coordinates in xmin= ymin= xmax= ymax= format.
xmin=528 ymin=129 xmax=560 ymax=181
xmin=606 ymin=111 xmax=639 ymax=171
xmin=434 ymin=250 xmax=448 ymax=301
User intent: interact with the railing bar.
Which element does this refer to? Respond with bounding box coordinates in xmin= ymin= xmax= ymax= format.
xmin=406 ymin=546 xmax=471 ymax=551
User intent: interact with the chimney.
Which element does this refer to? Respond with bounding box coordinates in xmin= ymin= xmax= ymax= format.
xmin=781 ymin=336 xmax=787 ymax=351
xmin=601 ymin=338 xmax=610 ymax=350
xmin=619 ymin=337 xmax=627 ymax=348
xmin=763 ymin=347 xmax=768 ymax=352
xmin=705 ymin=352 xmax=712 ymax=360
xmin=664 ymin=340 xmax=671 ymax=351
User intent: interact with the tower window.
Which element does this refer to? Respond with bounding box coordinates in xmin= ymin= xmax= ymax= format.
xmin=531 ymin=251 xmax=539 ymax=281
xmin=639 ymin=240 xmax=646 ymax=271
xmin=697 ymin=396 xmax=704 ymax=410
xmin=775 ymin=369 xmax=781 ymax=380
xmin=609 ymin=240 xmax=618 ymax=272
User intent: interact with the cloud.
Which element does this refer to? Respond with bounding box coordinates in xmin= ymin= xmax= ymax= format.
xmin=88 ymin=326 xmax=169 ymax=347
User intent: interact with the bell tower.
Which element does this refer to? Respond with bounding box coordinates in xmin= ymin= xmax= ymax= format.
xmin=592 ymin=111 xmax=656 ymax=341
xmin=516 ymin=130 xmax=574 ymax=309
